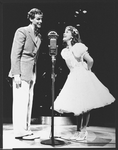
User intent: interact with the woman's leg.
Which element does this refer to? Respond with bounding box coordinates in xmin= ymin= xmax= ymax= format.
xmin=82 ymin=111 xmax=90 ymax=131
xmin=77 ymin=113 xmax=84 ymax=131
xmin=76 ymin=111 xmax=90 ymax=141
xmin=69 ymin=114 xmax=83 ymax=140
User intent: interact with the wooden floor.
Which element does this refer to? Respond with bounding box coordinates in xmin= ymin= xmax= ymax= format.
xmin=3 ymin=124 xmax=116 ymax=148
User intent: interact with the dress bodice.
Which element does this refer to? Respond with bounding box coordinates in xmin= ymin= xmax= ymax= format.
xmin=61 ymin=43 xmax=88 ymax=70
xmin=62 ymin=49 xmax=80 ymax=70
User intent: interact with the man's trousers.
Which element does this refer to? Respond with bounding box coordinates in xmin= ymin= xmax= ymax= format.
xmin=12 ymin=78 xmax=35 ymax=136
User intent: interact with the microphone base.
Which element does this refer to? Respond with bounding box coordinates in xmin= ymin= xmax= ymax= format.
xmin=41 ymin=138 xmax=65 ymax=146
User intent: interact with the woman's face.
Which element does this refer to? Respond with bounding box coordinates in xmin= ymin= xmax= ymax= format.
xmin=63 ymin=28 xmax=72 ymax=42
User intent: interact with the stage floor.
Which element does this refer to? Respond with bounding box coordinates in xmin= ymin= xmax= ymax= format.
xmin=3 ymin=124 xmax=116 ymax=148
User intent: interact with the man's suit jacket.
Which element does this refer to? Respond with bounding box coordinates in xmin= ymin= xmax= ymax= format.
xmin=9 ymin=24 xmax=41 ymax=82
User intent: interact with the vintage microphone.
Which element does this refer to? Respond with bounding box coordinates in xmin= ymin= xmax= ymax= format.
xmin=48 ymin=31 xmax=58 ymax=56
xmin=41 ymin=31 xmax=65 ymax=146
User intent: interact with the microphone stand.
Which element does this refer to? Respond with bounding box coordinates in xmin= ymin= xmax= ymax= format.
xmin=41 ymin=55 xmax=65 ymax=146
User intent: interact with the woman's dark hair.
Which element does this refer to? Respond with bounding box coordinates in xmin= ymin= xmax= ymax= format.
xmin=27 ymin=8 xmax=43 ymax=20
xmin=64 ymin=26 xmax=82 ymax=47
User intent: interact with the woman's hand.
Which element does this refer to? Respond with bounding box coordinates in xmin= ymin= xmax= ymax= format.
xmin=83 ymin=53 xmax=94 ymax=71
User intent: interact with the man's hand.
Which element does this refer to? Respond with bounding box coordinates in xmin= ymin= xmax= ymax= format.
xmin=14 ymin=75 xmax=22 ymax=88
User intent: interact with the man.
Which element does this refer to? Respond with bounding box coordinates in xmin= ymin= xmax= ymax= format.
xmin=8 ymin=8 xmax=43 ymax=139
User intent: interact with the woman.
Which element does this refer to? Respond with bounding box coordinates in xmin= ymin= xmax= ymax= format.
xmin=53 ymin=26 xmax=115 ymax=141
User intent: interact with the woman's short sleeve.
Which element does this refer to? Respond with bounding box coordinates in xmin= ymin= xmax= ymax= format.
xmin=72 ymin=43 xmax=88 ymax=58
xmin=61 ymin=48 xmax=66 ymax=59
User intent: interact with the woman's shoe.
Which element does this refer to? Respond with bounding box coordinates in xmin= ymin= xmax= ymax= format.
xmin=76 ymin=131 xmax=88 ymax=141
xmin=69 ymin=131 xmax=81 ymax=140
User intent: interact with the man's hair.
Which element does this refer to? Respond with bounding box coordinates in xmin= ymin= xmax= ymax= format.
xmin=27 ymin=8 xmax=43 ymax=20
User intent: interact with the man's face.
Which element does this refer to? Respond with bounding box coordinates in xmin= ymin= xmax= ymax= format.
xmin=31 ymin=14 xmax=43 ymax=29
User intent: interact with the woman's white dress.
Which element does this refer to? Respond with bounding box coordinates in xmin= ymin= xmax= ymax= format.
xmin=54 ymin=43 xmax=115 ymax=115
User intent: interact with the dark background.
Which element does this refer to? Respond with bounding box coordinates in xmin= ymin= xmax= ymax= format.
xmin=3 ymin=0 xmax=117 ymax=127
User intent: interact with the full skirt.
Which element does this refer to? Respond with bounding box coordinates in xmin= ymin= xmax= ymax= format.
xmin=54 ymin=65 xmax=115 ymax=115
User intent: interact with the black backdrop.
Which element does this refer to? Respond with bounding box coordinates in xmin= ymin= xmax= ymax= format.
xmin=3 ymin=0 xmax=116 ymax=126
